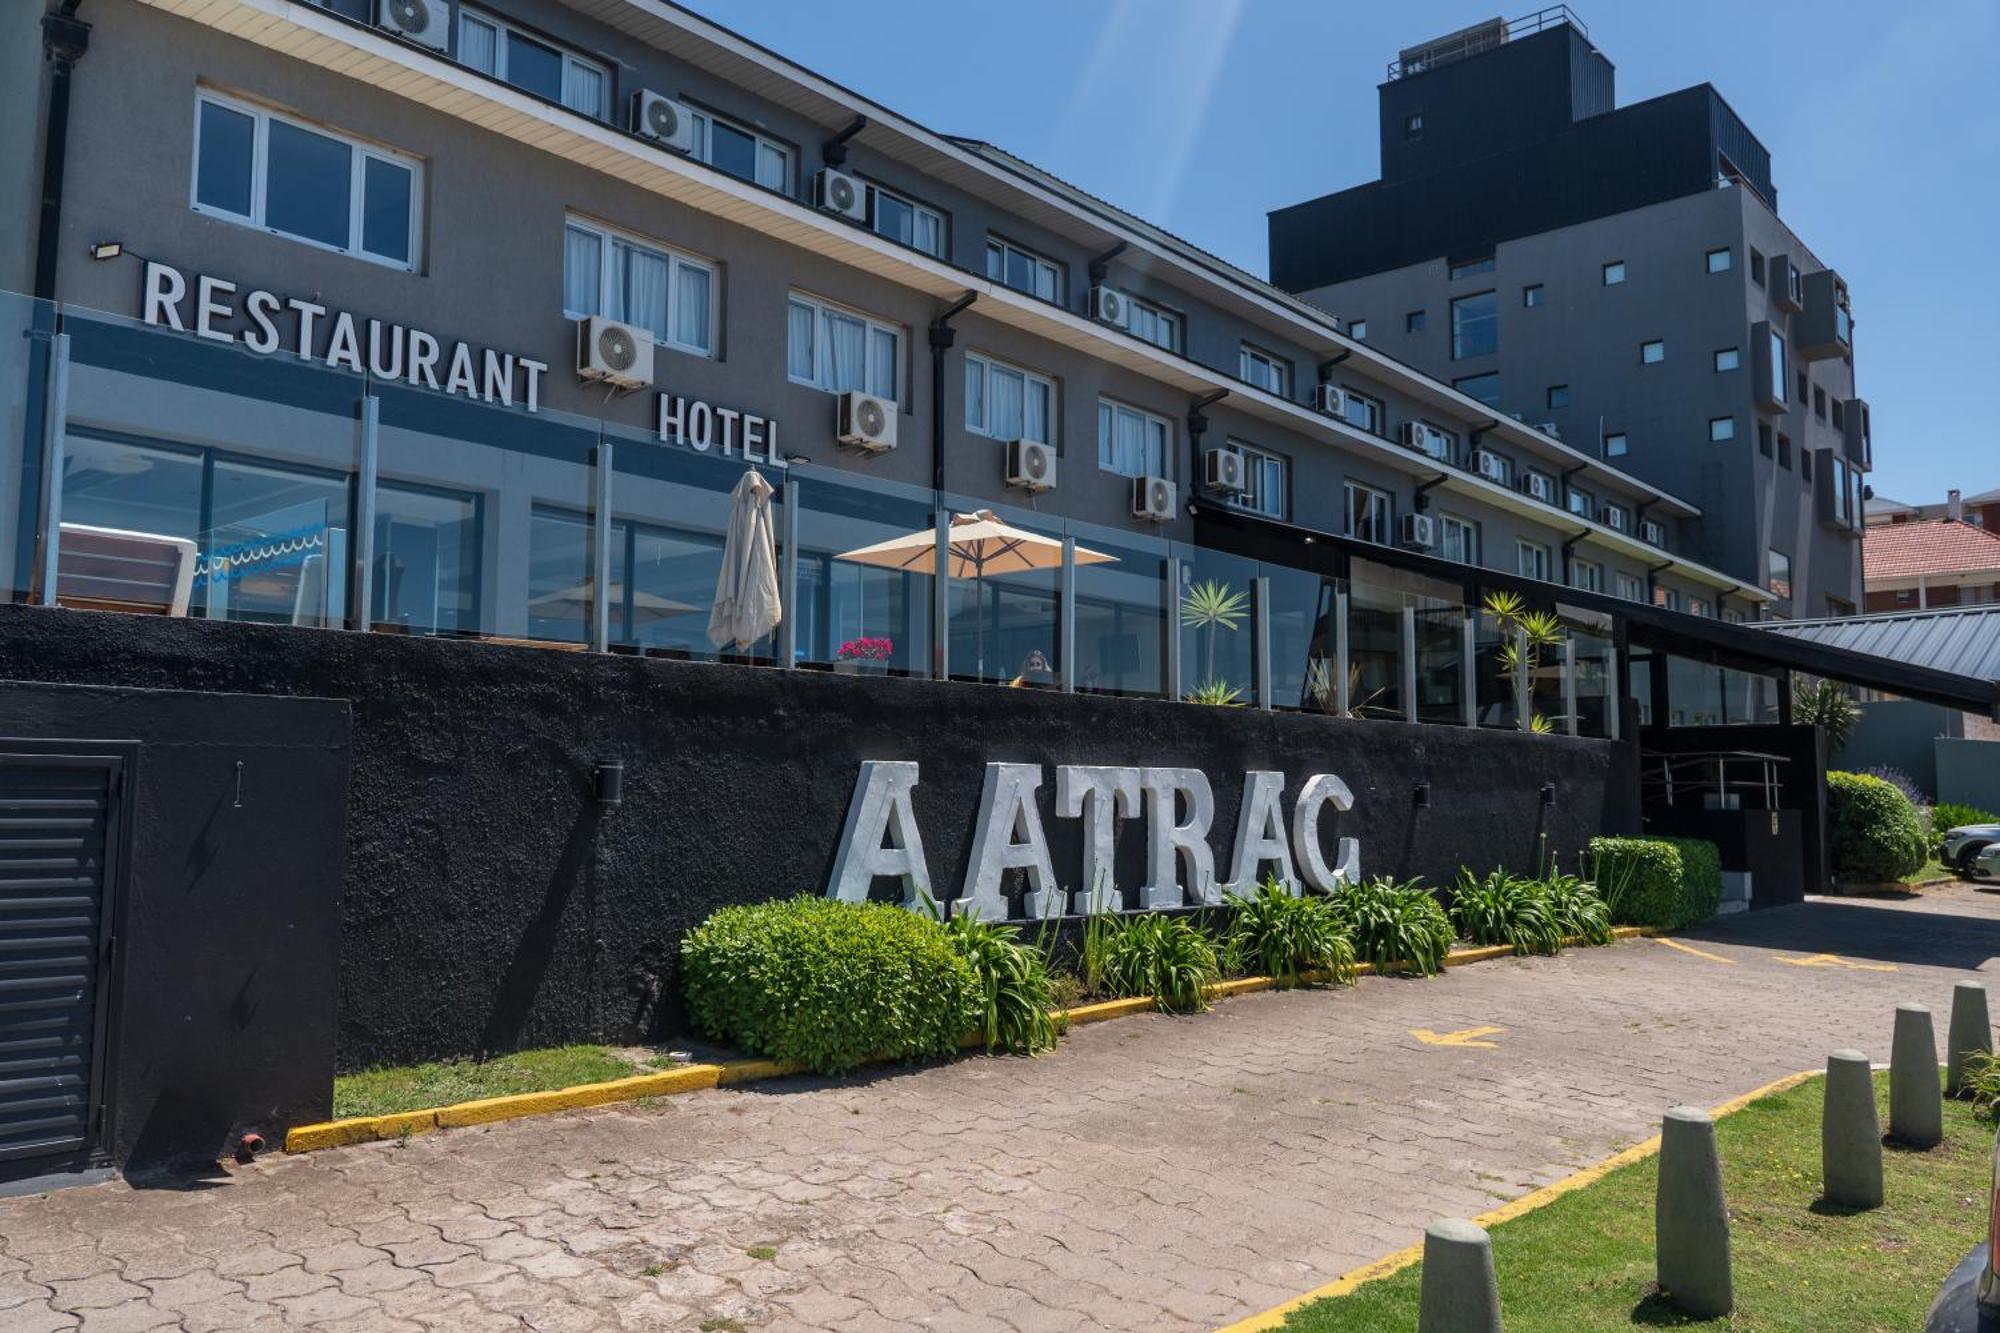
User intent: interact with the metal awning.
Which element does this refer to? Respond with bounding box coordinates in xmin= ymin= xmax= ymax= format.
xmin=1760 ymin=606 xmax=2000 ymax=691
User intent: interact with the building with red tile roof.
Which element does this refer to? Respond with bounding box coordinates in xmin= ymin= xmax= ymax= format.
xmin=1864 ymin=511 xmax=2000 ymax=612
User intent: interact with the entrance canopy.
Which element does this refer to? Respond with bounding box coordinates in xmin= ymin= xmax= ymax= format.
xmin=1761 ymin=606 xmax=2000 ymax=704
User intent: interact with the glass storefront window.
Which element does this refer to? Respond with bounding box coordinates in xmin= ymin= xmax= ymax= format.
xmin=526 ymin=507 xmax=593 ymax=645
xmin=1347 ymin=560 xmax=1407 ymax=721
xmin=203 ymin=457 xmax=350 ymax=627
xmin=372 ymin=483 xmax=480 ymax=636
xmin=1071 ymin=522 xmax=1169 ymax=699
xmin=794 ymin=473 xmax=933 ymax=678
xmin=1413 ymin=588 xmax=1467 ymax=726
xmin=1179 ymin=548 xmax=1257 ymax=706
xmin=1473 ymin=605 xmax=1520 ymax=730
xmin=1262 ymin=561 xmax=1335 ymax=713
xmin=1571 ymin=629 xmax=1615 ymax=738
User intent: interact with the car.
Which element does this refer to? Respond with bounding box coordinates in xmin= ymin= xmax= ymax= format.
xmin=1943 ymin=824 xmax=2000 ymax=878
xmin=1973 ymin=843 xmax=2000 ymax=886
xmin=1927 ymin=1125 xmax=2000 ymax=1331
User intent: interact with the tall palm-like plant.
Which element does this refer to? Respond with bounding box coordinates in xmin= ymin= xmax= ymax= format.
xmin=1180 ymin=578 xmax=1250 ymax=691
xmin=1793 ymin=676 xmax=1860 ymax=753
xmin=1481 ymin=590 xmax=1567 ymax=734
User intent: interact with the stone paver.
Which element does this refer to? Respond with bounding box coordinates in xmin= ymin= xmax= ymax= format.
xmin=4 ymin=887 xmax=1996 ymax=1332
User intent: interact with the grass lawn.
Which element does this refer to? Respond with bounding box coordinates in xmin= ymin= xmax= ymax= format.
xmin=1902 ymin=858 xmax=1952 ymax=886
xmin=1280 ymin=1072 xmax=1989 ymax=1332
xmin=332 ymin=1045 xmax=642 ymax=1119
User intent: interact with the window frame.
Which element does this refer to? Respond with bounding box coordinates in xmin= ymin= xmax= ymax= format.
xmin=963 ymin=350 xmax=1055 ymax=446
xmin=1348 ymin=319 xmax=1369 ymax=341
xmin=1438 ymin=512 xmax=1480 ymax=564
xmin=1450 ymin=290 xmax=1498 ymax=360
xmin=1604 ymin=431 xmax=1628 ymax=458
xmin=1602 ymin=260 xmax=1626 ymax=286
xmin=1226 ymin=439 xmax=1289 ymax=520
xmin=986 ymin=236 xmax=1064 ymax=304
xmin=1336 ymin=386 xmax=1385 ymax=437
xmin=456 ymin=6 xmax=610 ymax=119
xmin=1405 ymin=309 xmax=1427 ymax=333
xmin=1705 ymin=246 xmax=1732 ymax=274
xmin=1566 ymin=484 xmax=1596 ymax=519
xmin=562 ymin=214 xmax=718 ymax=358
xmin=1546 ymin=384 xmax=1569 ymax=410
xmin=1522 ymin=284 xmax=1545 ymax=308
xmin=1708 ymin=416 xmax=1736 ymax=443
xmin=1238 ymin=343 xmax=1292 ymax=397
xmin=689 ymin=104 xmax=792 ymax=193
xmin=1448 ymin=255 xmax=1495 ymax=280
xmin=786 ymin=289 xmax=904 ymax=403
xmin=1615 ymin=572 xmax=1645 ymax=602
xmin=1515 ymin=539 xmax=1554 ymax=582
xmin=1344 ymin=480 xmax=1394 ymax=544
xmin=190 ymin=88 xmax=423 ymax=272
xmin=864 ymin=180 xmax=946 ymax=258
xmin=1120 ymin=292 xmax=1185 ymax=354
xmin=1714 ymin=347 xmax=1740 ymax=373
xmin=1570 ymin=559 xmax=1603 ymax=593
xmin=1640 ymin=339 xmax=1665 ymax=365
xmin=1096 ymin=398 xmax=1173 ymax=480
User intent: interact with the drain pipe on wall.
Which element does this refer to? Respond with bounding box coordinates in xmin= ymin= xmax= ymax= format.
xmin=34 ymin=2 xmax=91 ymax=304
xmin=927 ymin=291 xmax=978 ymax=494
xmin=1185 ymin=389 xmax=1229 ymax=512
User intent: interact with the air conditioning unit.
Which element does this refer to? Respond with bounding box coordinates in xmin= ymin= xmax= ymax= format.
xmin=1089 ymin=286 xmax=1126 ymax=327
xmin=1536 ymin=421 xmax=1563 ymax=439
xmin=1640 ymin=518 xmax=1667 ymax=547
xmin=1006 ymin=439 xmax=1056 ymax=493
xmin=1132 ymin=474 xmax=1177 ymax=523
xmin=814 ymin=168 xmax=866 ymax=222
xmin=377 ymin=0 xmax=448 ymax=50
xmin=1312 ymin=383 xmax=1344 ymax=416
xmin=837 ymin=390 xmax=898 ymax=453
xmin=1600 ymin=504 xmax=1628 ymax=532
xmin=1469 ymin=448 xmax=1507 ymax=483
xmin=576 ymin=316 xmax=654 ymax=390
xmin=1522 ymin=472 xmax=1555 ymax=504
xmin=631 ymin=90 xmax=693 ymax=153
xmin=1398 ymin=420 xmax=1428 ymax=452
xmin=1399 ymin=513 xmax=1436 ymax=550
xmin=1202 ymin=448 xmax=1245 ymax=493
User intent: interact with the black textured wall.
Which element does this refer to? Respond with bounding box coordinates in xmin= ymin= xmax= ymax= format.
xmin=0 ymin=605 xmax=1638 ymax=1073
xmin=0 ymin=677 xmax=349 ymax=1172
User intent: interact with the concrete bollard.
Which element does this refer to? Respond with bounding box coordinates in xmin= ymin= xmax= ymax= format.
xmin=1821 ymin=1049 xmax=1883 ymax=1209
xmin=1890 ymin=1003 xmax=1944 ymax=1148
xmin=1656 ymin=1106 xmax=1733 ymax=1318
xmin=1947 ymin=982 xmax=1992 ymax=1097
xmin=1417 ymin=1218 xmax=1503 ymax=1333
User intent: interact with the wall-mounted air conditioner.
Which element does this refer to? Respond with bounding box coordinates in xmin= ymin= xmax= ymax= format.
xmin=1399 ymin=513 xmax=1436 ymax=550
xmin=1132 ymin=475 xmax=1176 ymax=522
xmin=838 ymin=390 xmax=897 ymax=453
xmin=632 ymin=90 xmax=693 ymax=153
xmin=1089 ymin=286 xmax=1126 ymax=327
xmin=377 ymin=0 xmax=448 ymax=51
xmin=814 ymin=168 xmax=866 ymax=222
xmin=1601 ymin=504 xmax=1628 ymax=532
xmin=576 ymin=316 xmax=655 ymax=390
xmin=1312 ymin=383 xmax=1344 ymax=416
xmin=1202 ymin=448 xmax=1245 ymax=493
xmin=1523 ymin=472 xmax=1555 ymax=504
xmin=1469 ymin=448 xmax=1507 ymax=483
xmin=1640 ymin=518 xmax=1667 ymax=547
xmin=1006 ymin=439 xmax=1056 ymax=493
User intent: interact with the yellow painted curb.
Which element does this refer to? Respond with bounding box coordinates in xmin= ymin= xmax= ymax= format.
xmin=1212 ymin=1066 xmax=1819 ymax=1333
xmin=286 ymin=925 xmax=1665 ymax=1155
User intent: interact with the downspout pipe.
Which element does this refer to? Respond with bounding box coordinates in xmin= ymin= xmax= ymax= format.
xmin=34 ymin=2 xmax=91 ymax=304
xmin=927 ymin=291 xmax=977 ymax=494
xmin=1185 ymin=388 xmax=1229 ymax=508
xmin=1412 ymin=472 xmax=1450 ymax=514
xmin=821 ymin=114 xmax=866 ymax=167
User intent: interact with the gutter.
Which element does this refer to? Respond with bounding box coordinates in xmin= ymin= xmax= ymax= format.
xmin=927 ymin=291 xmax=977 ymax=494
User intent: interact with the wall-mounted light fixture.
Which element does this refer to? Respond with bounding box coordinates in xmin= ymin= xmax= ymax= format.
xmin=88 ymin=241 xmax=123 ymax=262
xmin=595 ymin=759 xmax=624 ymax=808
xmin=1540 ymin=782 xmax=1556 ymax=805
xmin=1413 ymin=781 xmax=1431 ymax=809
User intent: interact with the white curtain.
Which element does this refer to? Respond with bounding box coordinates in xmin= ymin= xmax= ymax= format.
xmin=1026 ymin=380 xmax=1051 ymax=443
xmin=990 ymin=366 xmax=1024 ymax=442
xmin=617 ymin=241 xmax=670 ymax=342
xmin=963 ymin=360 xmax=984 ymax=430
xmin=787 ymin=300 xmax=815 ymax=381
xmin=868 ymin=327 xmax=897 ymax=400
xmin=826 ymin=311 xmax=865 ymax=393
xmin=562 ymin=62 xmax=604 ymax=118
xmin=563 ymin=226 xmax=599 ymax=316
xmin=672 ymin=260 xmax=710 ymax=351
xmin=458 ymin=14 xmax=498 ymax=73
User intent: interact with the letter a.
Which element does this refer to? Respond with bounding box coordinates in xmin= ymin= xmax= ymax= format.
xmin=960 ymin=763 xmax=1057 ymax=921
xmin=1227 ymin=771 xmax=1298 ymax=897
xmin=826 ymin=761 xmax=933 ymax=910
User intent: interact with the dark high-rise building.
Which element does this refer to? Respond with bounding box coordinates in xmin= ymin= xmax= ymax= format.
xmin=1269 ymin=9 xmax=1869 ymax=619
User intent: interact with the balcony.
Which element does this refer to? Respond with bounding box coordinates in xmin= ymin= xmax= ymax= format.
xmin=1841 ymin=396 xmax=1872 ymax=471
xmin=1769 ymin=255 xmax=1805 ymax=316
xmin=1795 ymin=270 xmax=1852 ymax=362
xmin=1814 ymin=453 xmax=1864 ymax=536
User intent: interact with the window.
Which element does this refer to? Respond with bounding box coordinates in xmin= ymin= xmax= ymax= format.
xmin=1097 ymin=400 xmax=1169 ymax=479
xmin=1802 ymin=448 xmax=1815 ymax=483
xmin=1604 ymin=431 xmax=1628 ymax=458
xmin=1705 ymin=247 xmax=1732 ymax=274
xmin=1450 ymin=291 xmax=1497 ymax=358
xmin=691 ymin=108 xmax=789 ymax=191
xmin=1600 ymin=501 xmax=1626 ymax=531
xmin=1768 ymin=328 xmax=1789 ymax=403
xmin=458 ymin=9 xmax=608 ymax=118
xmin=1122 ymin=295 xmax=1183 ymax=353
xmin=787 ymin=292 xmax=901 ymax=402
xmin=1405 ymin=112 xmax=1424 ymax=138
xmin=563 ymin=217 xmax=714 ymax=355
xmin=1709 ymin=416 xmax=1736 ymax=442
xmin=1797 ymin=370 xmax=1809 ymax=404
xmin=1344 ymin=482 xmax=1393 ymax=543
xmin=1615 ymin=572 xmax=1645 ymax=602
xmin=1516 ymin=540 xmax=1553 ymax=582
xmin=1546 ymin=384 xmax=1569 ymax=409
xmin=868 ymin=184 xmax=944 ymax=258
xmin=1757 ymin=423 xmax=1773 ymax=457
xmin=1229 ymin=441 xmax=1288 ymax=519
xmin=1602 ymin=261 xmax=1626 ymax=286
xmin=1337 ymin=387 xmax=1384 ymax=435
xmin=1768 ymin=549 xmax=1792 ymax=600
xmin=1813 ymin=386 xmax=1827 ymax=419
xmin=1448 ymin=255 xmax=1495 ymax=279
xmin=1714 ymin=347 xmax=1740 ymax=372
xmin=1750 ymin=249 xmax=1766 ymax=286
xmin=1689 ymin=597 xmax=1711 ymax=618
xmin=1349 ymin=319 xmax=1369 ymax=340
xmin=1640 ymin=339 xmax=1665 ymax=364
xmin=1567 ymin=485 xmax=1595 ymax=518
xmin=1439 ymin=514 xmax=1479 ymax=564
xmin=964 ymin=353 xmax=1053 ymax=444
xmin=191 ymin=92 xmax=420 ymax=270
xmin=1831 ymin=399 xmax=1846 ymax=430
xmin=1403 ymin=309 xmax=1427 ymax=335
xmin=1453 ymin=371 xmax=1501 ymax=405
xmin=1653 ymin=586 xmax=1684 ymax=613
xmin=1777 ymin=434 xmax=1792 ymax=470
xmin=1522 ymin=284 xmax=1545 ymax=308
xmin=1413 ymin=420 xmax=1458 ymax=465
xmin=1571 ymin=560 xmax=1603 ymax=593
xmin=986 ymin=237 xmax=1062 ymax=303
xmin=1239 ymin=344 xmax=1291 ymax=396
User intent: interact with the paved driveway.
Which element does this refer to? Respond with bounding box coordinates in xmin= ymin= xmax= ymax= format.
xmin=4 ymin=887 xmax=1997 ymax=1332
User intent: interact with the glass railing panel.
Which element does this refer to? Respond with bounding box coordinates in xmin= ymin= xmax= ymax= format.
xmin=1260 ymin=560 xmax=1336 ymax=713
xmin=2 ymin=292 xmax=56 ymax=605
xmin=791 ymin=467 xmax=934 ymax=678
xmin=1177 ymin=545 xmax=1258 ymax=706
xmin=1474 ymin=607 xmax=1521 ymax=730
xmin=1571 ymin=629 xmax=1614 ymax=738
xmin=939 ymin=490 xmax=1062 ymax=687
xmin=1066 ymin=515 xmax=1169 ymax=701
xmin=1414 ymin=595 xmax=1468 ymax=726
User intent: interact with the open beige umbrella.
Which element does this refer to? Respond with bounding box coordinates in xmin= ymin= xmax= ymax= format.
xmin=836 ymin=509 xmax=1114 ymax=678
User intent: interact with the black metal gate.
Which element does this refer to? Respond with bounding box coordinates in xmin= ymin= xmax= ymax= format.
xmin=0 ymin=750 xmax=125 ymax=1169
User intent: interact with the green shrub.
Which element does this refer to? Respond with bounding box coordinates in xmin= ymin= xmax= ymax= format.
xmin=940 ymin=913 xmax=1061 ymax=1056
xmin=1329 ymin=876 xmax=1454 ymax=977
xmin=681 ymin=896 xmax=980 ymax=1075
xmin=1449 ymin=869 xmax=1562 ymax=957
xmin=1931 ymin=802 xmax=2000 ymax=861
xmin=1827 ymin=770 xmax=1929 ymax=884
xmin=1587 ymin=836 xmax=1721 ymax=929
xmin=1542 ymin=874 xmax=1615 ymax=946
xmin=1222 ymin=879 xmax=1356 ymax=987
xmin=1096 ymin=915 xmax=1221 ymax=1014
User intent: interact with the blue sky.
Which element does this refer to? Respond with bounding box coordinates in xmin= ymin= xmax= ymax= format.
xmin=679 ymin=0 xmax=1993 ymax=506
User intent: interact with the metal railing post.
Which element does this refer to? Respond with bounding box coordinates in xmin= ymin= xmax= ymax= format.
xmin=34 ymin=332 xmax=71 ymax=606
xmin=1608 ymin=645 xmax=1621 ymax=740
xmin=1334 ymin=585 xmax=1351 ymax=717
xmin=1254 ymin=575 xmax=1273 ymax=710
xmin=931 ymin=509 xmax=950 ymax=681
xmin=1400 ymin=603 xmax=1418 ymax=724
xmin=351 ymin=394 xmax=379 ymax=631
xmin=1563 ymin=635 xmax=1578 ymax=736
xmin=590 ymin=438 xmax=612 ymax=654
xmin=1461 ymin=610 xmax=1478 ymax=727
xmin=779 ymin=474 xmax=799 ymax=668
xmin=1060 ymin=535 xmax=1077 ymax=693
xmin=1165 ymin=557 xmax=1183 ymax=700
xmin=1514 ymin=627 xmax=1531 ymax=726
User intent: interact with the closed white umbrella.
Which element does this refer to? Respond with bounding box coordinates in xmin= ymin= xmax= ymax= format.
xmin=708 ymin=468 xmax=782 ymax=653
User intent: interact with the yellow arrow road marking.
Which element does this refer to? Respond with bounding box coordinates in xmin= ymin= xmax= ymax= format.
xmin=1650 ymin=937 xmax=1734 ymax=964
xmin=1774 ymin=952 xmax=1898 ymax=972
xmin=1410 ymin=1025 xmax=1505 ymax=1049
